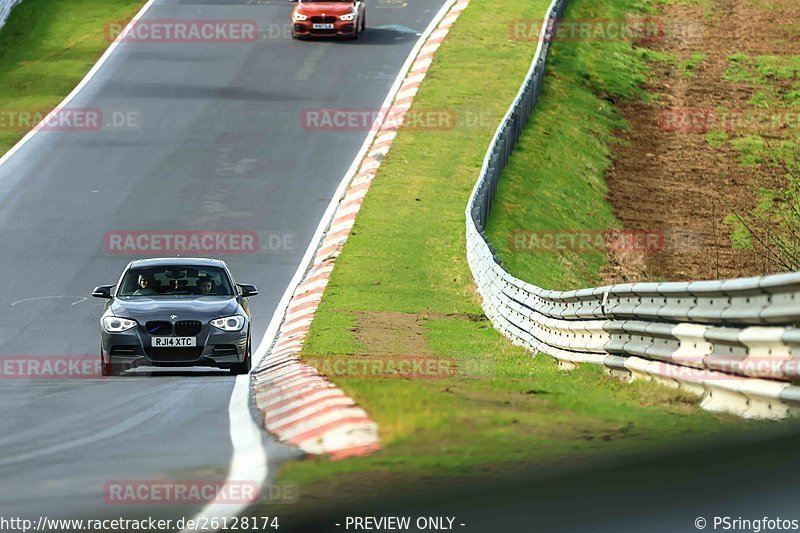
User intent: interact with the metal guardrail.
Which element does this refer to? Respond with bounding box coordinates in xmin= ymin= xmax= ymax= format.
xmin=464 ymin=0 xmax=800 ymax=418
xmin=0 ymin=0 xmax=21 ymax=32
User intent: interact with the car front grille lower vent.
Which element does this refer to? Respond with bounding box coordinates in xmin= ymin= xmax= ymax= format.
xmin=175 ymin=320 xmax=202 ymax=336
xmin=146 ymin=347 xmax=204 ymax=362
xmin=212 ymin=345 xmax=238 ymax=356
xmin=110 ymin=346 xmax=139 ymax=356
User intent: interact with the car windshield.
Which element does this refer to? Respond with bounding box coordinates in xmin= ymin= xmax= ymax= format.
xmin=117 ymin=265 xmax=235 ymax=297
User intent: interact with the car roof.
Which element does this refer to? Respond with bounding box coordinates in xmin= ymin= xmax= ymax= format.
xmin=128 ymin=257 xmax=228 ymax=268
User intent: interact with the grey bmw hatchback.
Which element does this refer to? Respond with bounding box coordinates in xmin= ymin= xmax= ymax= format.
xmin=92 ymin=258 xmax=258 ymax=376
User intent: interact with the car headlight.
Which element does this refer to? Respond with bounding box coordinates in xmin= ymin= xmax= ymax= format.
xmin=339 ymin=13 xmax=355 ymax=21
xmin=293 ymin=12 xmax=308 ymax=21
xmin=211 ymin=315 xmax=246 ymax=332
xmin=103 ymin=316 xmax=138 ymax=333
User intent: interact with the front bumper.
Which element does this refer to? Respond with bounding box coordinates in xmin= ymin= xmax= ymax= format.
xmin=292 ymin=19 xmax=357 ymax=37
xmin=101 ymin=322 xmax=248 ymax=369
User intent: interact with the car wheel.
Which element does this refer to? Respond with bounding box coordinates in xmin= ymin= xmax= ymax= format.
xmin=230 ymin=339 xmax=252 ymax=375
xmin=361 ymin=13 xmax=366 ymax=32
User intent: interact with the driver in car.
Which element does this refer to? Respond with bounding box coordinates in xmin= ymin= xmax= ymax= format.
xmin=133 ymin=274 xmax=158 ymax=295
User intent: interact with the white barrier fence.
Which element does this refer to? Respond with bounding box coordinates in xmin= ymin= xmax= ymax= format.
xmin=464 ymin=0 xmax=800 ymax=418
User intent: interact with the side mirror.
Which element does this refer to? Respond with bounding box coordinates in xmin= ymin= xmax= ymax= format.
xmin=92 ymin=285 xmax=114 ymax=299
xmin=238 ymin=284 xmax=259 ymax=297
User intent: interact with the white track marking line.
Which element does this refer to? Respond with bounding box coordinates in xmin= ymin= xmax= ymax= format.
xmin=179 ymin=375 xmax=267 ymax=532
xmin=9 ymin=296 xmax=87 ymax=306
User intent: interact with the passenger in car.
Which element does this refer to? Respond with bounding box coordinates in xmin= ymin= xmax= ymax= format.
xmin=198 ymin=278 xmax=215 ymax=295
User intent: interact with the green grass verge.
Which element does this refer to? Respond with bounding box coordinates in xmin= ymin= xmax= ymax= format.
xmin=271 ymin=0 xmax=764 ymax=514
xmin=484 ymin=0 xmax=659 ymax=288
xmin=0 ymin=0 xmax=146 ymax=154
xmin=725 ymin=53 xmax=800 ymax=85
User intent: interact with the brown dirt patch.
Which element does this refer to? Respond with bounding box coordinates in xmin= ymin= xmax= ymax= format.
xmin=351 ymin=311 xmax=488 ymax=357
xmin=353 ymin=311 xmax=432 ymax=356
xmin=603 ymin=0 xmax=800 ymax=283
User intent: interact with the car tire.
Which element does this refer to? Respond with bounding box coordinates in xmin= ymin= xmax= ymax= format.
xmin=230 ymin=338 xmax=252 ymax=375
xmin=361 ymin=13 xmax=366 ymax=32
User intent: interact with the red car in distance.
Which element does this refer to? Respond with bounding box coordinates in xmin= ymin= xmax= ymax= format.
xmin=291 ymin=0 xmax=366 ymax=40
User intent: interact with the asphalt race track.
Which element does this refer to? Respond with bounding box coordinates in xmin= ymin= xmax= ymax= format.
xmin=0 ymin=0 xmax=447 ymax=521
